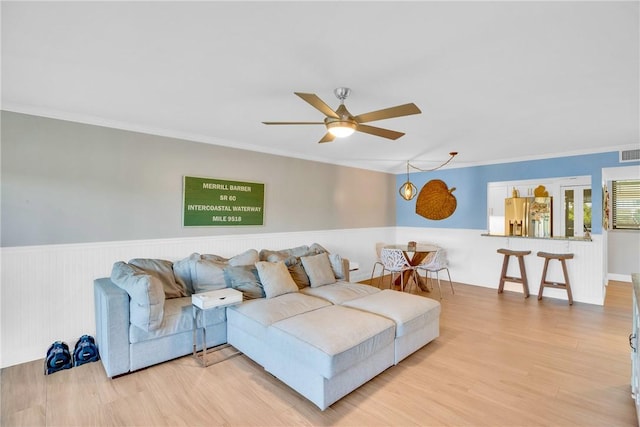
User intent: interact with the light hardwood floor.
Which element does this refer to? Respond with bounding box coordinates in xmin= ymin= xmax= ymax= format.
xmin=2 ymin=281 xmax=637 ymax=426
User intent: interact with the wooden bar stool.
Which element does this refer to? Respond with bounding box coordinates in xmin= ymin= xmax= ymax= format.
xmin=537 ymin=251 xmax=574 ymax=305
xmin=497 ymin=249 xmax=531 ymax=298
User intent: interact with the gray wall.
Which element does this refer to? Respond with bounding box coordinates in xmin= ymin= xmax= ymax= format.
xmin=608 ymin=230 xmax=640 ymax=277
xmin=1 ymin=111 xmax=396 ymax=247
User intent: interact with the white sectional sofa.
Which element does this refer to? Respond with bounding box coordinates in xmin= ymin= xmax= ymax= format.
xmin=94 ymin=244 xmax=441 ymax=410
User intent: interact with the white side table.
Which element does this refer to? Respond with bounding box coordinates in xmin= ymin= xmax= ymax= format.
xmin=192 ymin=288 xmax=243 ymax=367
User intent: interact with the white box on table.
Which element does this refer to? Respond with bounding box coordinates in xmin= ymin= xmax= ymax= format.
xmin=192 ymin=288 xmax=243 ymax=309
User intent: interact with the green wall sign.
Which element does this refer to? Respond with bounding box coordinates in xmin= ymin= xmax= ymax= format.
xmin=183 ymin=176 xmax=264 ymax=226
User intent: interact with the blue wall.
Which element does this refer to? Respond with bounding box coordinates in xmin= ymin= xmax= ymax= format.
xmin=396 ymin=151 xmax=633 ymax=234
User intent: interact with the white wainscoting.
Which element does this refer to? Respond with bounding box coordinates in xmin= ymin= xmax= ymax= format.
xmin=396 ymin=227 xmax=605 ymax=306
xmin=0 ymin=227 xmax=396 ymax=368
xmin=0 ymin=226 xmax=605 ymax=369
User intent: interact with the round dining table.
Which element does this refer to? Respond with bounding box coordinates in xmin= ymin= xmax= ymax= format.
xmin=384 ymin=244 xmax=439 ymax=291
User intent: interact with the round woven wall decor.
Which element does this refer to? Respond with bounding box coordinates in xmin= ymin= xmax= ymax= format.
xmin=416 ymin=179 xmax=457 ymax=220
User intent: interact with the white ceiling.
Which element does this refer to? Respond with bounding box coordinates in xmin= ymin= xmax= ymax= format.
xmin=2 ymin=1 xmax=638 ymax=173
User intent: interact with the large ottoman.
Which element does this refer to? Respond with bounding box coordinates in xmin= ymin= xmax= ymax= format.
xmin=266 ymin=304 xmax=395 ymax=410
xmin=227 ymin=293 xmax=396 ymax=410
xmin=341 ymin=289 xmax=441 ymax=364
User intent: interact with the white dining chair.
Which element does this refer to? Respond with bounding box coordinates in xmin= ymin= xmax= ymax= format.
xmin=369 ymin=242 xmax=387 ymax=288
xmin=380 ymin=247 xmax=416 ymax=292
xmin=416 ymin=247 xmax=454 ymax=299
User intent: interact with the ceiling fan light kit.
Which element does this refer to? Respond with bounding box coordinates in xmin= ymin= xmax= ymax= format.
xmin=326 ymin=120 xmax=356 ymax=137
xmin=263 ymin=87 xmax=421 ymax=144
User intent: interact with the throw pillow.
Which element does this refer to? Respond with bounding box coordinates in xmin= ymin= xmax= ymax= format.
xmin=259 ymin=249 xmax=287 ymax=263
xmin=201 ymin=253 xmax=228 ymax=262
xmin=223 ymin=264 xmax=265 ymax=300
xmin=172 ymin=252 xmax=201 ymax=295
xmin=301 ymin=252 xmax=336 ymax=287
xmin=285 ymin=256 xmax=310 ymax=289
xmin=329 ymin=253 xmax=346 ymax=280
xmin=259 ymin=245 xmax=311 ymax=261
xmin=191 ymin=250 xmax=258 ymax=293
xmin=287 ymin=245 xmax=315 ymax=257
xmin=255 ymin=261 xmax=299 ymax=298
xmin=129 ymin=258 xmax=187 ymax=299
xmin=309 ymin=242 xmax=328 ymax=255
xmin=192 ymin=257 xmax=228 ymax=294
xmin=111 ymin=261 xmax=165 ymax=331
xmin=228 ymin=249 xmax=259 ymax=266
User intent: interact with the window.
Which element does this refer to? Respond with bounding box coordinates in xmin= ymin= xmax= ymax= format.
xmin=563 ymin=186 xmax=592 ymax=236
xmin=612 ymin=180 xmax=640 ymax=230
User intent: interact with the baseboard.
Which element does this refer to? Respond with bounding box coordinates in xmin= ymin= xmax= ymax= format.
xmin=608 ymin=273 xmax=633 ymax=283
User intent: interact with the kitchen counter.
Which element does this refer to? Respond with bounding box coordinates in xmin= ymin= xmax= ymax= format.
xmin=481 ymin=233 xmax=592 ymax=242
xmin=478 ymin=232 xmax=602 ymax=304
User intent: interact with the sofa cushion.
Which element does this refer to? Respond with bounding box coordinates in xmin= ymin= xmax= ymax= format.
xmin=201 ymin=253 xmax=228 ymax=263
xmin=227 ymin=249 xmax=260 ymax=266
xmin=270 ymin=305 xmax=395 ymax=379
xmin=300 ymin=282 xmax=380 ymax=304
xmin=328 ymin=253 xmax=346 ymax=280
xmin=259 ymin=245 xmax=311 ymax=261
xmin=255 ymin=261 xmax=299 ymax=299
xmin=110 ymin=261 xmax=165 ymax=331
xmin=129 ymin=296 xmax=226 ymax=343
xmin=224 ymin=264 xmax=264 ymax=300
xmin=308 ymin=242 xmax=328 ymax=254
xmin=341 ymin=289 xmax=441 ymax=338
xmin=301 ymin=252 xmax=336 ymax=287
xmin=228 ymin=293 xmax=331 ymax=337
xmin=192 ymin=256 xmax=228 ymax=294
xmin=172 ymin=253 xmax=201 ymax=295
xmin=192 ymin=250 xmax=260 ymax=294
xmin=129 ymin=258 xmax=187 ymax=299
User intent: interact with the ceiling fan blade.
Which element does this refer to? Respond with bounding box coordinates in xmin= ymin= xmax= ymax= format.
xmin=295 ymin=92 xmax=340 ymax=119
xmin=354 ymin=103 xmax=421 ymax=123
xmin=318 ymin=132 xmax=336 ymax=143
xmin=262 ymin=121 xmax=325 ymax=125
xmin=356 ymin=124 xmax=405 ymax=140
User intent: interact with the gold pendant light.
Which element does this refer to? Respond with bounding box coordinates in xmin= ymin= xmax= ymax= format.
xmin=399 ymin=162 xmax=417 ymax=200
xmin=399 ymin=152 xmax=458 ymax=201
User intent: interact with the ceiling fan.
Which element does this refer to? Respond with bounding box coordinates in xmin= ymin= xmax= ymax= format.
xmin=262 ymin=88 xmax=422 ymax=143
